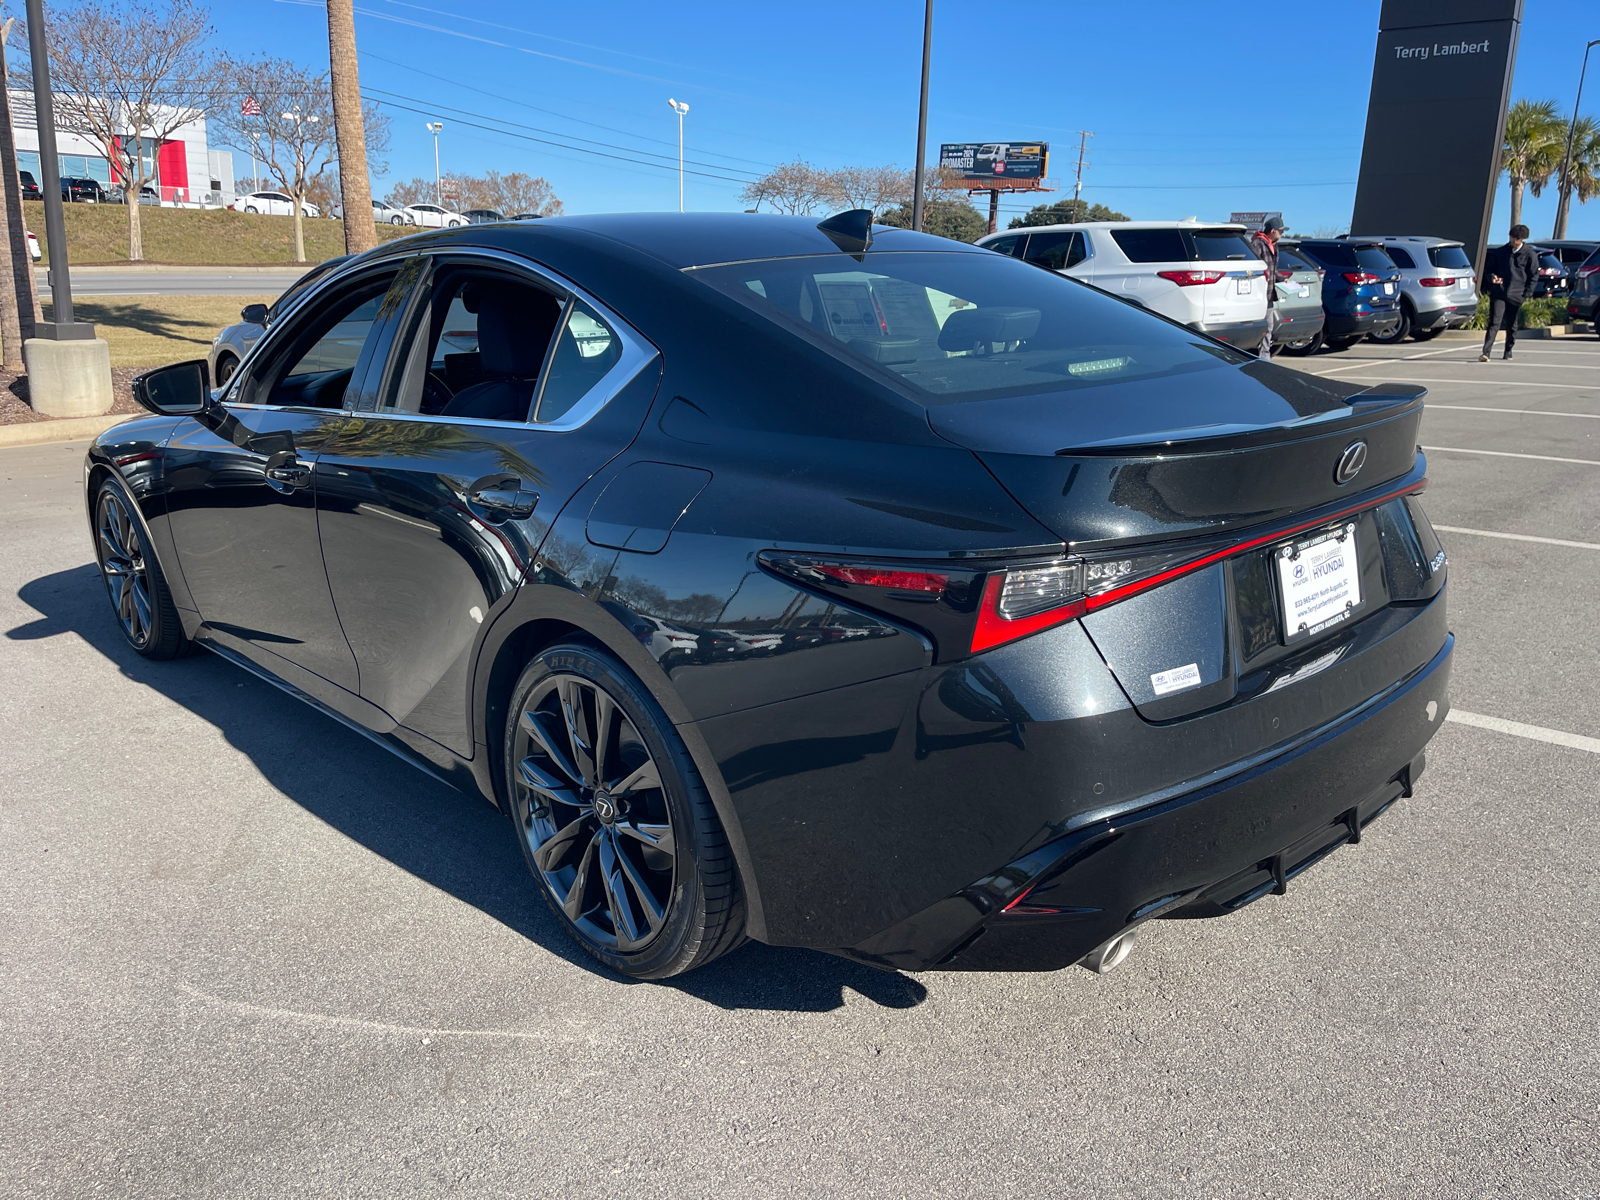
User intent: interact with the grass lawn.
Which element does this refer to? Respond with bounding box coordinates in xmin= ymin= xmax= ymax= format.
xmin=26 ymin=200 xmax=415 ymax=266
xmin=41 ymin=295 xmax=275 ymax=368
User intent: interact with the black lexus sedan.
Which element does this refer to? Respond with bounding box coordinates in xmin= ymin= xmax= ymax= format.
xmin=88 ymin=212 xmax=1453 ymax=980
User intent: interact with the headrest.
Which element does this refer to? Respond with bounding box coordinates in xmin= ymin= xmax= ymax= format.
xmin=472 ymin=282 xmax=562 ymax=378
xmin=937 ymin=306 xmax=1041 ymax=352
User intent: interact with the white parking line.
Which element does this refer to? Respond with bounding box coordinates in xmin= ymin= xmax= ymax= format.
xmin=1308 ymin=345 xmax=1469 ymax=376
xmin=1401 ymin=377 xmax=1600 ymax=391
xmin=1422 ymin=445 xmax=1600 ymax=465
xmin=1427 ymin=405 xmax=1600 ymax=419
xmin=1394 ymin=360 xmax=1600 ymax=372
xmin=1446 ymin=709 xmax=1600 ymax=756
xmin=1432 ymin=524 xmax=1600 ymax=550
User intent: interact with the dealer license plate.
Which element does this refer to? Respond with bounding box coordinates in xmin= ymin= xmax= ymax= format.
xmin=1276 ymin=524 xmax=1363 ymax=643
xmin=1236 ymin=277 xmax=1253 ymax=294
xmin=1383 ymin=282 xmax=1395 ymax=294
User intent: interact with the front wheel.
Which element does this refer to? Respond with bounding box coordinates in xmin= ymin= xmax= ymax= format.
xmin=244 ymin=205 xmax=259 ymax=214
xmin=505 ymin=642 xmax=745 ymax=979
xmin=93 ymin=478 xmax=192 ymax=659
xmin=215 ymin=354 xmax=239 ymax=386
xmin=390 ymin=215 xmax=404 ymax=225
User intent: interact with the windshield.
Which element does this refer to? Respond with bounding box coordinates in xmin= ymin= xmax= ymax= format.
xmin=691 ymin=251 xmax=1250 ymax=406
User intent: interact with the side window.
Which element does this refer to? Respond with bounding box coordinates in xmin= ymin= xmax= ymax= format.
xmin=984 ymin=235 xmax=1024 ymax=258
xmin=383 ymin=268 xmax=566 ymax=422
xmin=238 ymin=271 xmax=397 ymax=410
xmin=1026 ymin=231 xmax=1085 ymax=270
xmin=535 ymin=301 xmax=622 ymax=423
xmin=1386 ymin=246 xmax=1416 ymax=269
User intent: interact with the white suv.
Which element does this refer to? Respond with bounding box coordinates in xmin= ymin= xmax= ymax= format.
xmin=976 ymin=220 xmax=1269 ymax=349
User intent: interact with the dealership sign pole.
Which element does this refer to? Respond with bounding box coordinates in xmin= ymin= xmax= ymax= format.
xmin=911 ymin=0 xmax=932 ymax=232
xmin=24 ymin=0 xmax=90 ymax=340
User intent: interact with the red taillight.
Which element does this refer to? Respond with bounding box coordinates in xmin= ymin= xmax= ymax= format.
xmin=1579 ymin=264 xmax=1600 ymax=278
xmin=972 ymin=575 xmax=1085 ymax=653
xmin=1418 ymin=277 xmax=1455 ymax=287
xmin=813 ymin=564 xmax=947 ymax=593
xmin=1156 ymin=269 xmax=1225 ymax=287
xmin=1342 ymin=271 xmax=1381 ymax=285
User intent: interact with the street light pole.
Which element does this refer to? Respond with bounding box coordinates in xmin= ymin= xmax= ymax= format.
xmin=24 ymin=0 xmax=90 ymax=338
xmin=1554 ymin=39 xmax=1600 ymax=240
xmin=911 ymin=0 xmax=933 ymax=232
xmin=667 ymin=99 xmax=689 ymax=212
xmin=426 ymin=122 xmax=443 ymax=207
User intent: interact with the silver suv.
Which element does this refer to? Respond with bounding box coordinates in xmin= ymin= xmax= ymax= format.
xmin=1347 ymin=235 xmax=1478 ymax=344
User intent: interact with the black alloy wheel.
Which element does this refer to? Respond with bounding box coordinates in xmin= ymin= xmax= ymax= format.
xmin=505 ymin=643 xmax=744 ymax=978
xmin=93 ymin=480 xmax=190 ymax=658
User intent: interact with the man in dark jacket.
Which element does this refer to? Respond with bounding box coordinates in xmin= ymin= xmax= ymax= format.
xmin=1249 ymin=216 xmax=1284 ymax=359
xmin=1480 ymin=223 xmax=1539 ymax=361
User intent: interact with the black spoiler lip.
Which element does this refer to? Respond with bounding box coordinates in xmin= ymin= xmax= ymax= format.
xmin=1054 ymin=384 xmax=1426 ymax=458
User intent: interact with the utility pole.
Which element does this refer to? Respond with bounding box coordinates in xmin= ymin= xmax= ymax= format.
xmin=911 ymin=0 xmax=933 ymax=231
xmin=1071 ymin=131 xmax=1093 ymax=222
xmin=1554 ymin=40 xmax=1600 ymax=240
xmin=25 ymin=0 xmax=89 ymax=340
xmin=0 ymin=16 xmax=39 ymax=358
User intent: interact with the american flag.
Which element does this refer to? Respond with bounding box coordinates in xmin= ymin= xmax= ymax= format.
xmin=241 ymin=97 xmax=262 ymax=117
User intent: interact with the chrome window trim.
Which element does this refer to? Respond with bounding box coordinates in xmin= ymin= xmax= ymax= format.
xmin=364 ymin=245 xmax=658 ymax=432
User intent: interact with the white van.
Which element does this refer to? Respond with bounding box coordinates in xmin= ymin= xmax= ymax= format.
xmin=977 ymin=220 xmax=1270 ymax=350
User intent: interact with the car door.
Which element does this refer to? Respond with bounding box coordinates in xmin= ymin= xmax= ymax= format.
xmin=313 ymin=250 xmax=660 ymax=755
xmin=162 ymin=261 xmax=402 ymax=701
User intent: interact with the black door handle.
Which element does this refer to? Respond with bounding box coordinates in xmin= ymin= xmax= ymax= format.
xmin=264 ymin=450 xmax=311 ymax=493
xmin=470 ymin=487 xmax=538 ymax=519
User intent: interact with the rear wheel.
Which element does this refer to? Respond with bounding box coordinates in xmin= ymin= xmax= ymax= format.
xmin=93 ymin=478 xmax=191 ymax=659
xmin=1367 ymin=306 xmax=1412 ymax=344
xmin=1280 ymin=329 xmax=1324 ymax=356
xmin=244 ymin=205 xmax=259 ymax=214
xmin=504 ymin=642 xmax=744 ymax=979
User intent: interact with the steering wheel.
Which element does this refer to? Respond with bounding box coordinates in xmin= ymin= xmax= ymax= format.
xmin=420 ymin=370 xmax=453 ymax=414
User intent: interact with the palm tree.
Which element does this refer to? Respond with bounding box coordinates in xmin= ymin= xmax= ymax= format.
xmin=1552 ymin=115 xmax=1600 ymax=239
xmin=1502 ymin=99 xmax=1566 ymax=227
xmin=326 ymin=0 xmax=377 ymax=255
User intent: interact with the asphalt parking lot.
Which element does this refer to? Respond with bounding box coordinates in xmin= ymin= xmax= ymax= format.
xmin=2 ymin=334 xmax=1596 ymax=1198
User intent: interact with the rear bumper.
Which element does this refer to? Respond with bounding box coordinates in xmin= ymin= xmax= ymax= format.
xmin=1192 ymin=316 xmax=1270 ymax=349
xmin=1272 ymin=309 xmax=1325 ymax=344
xmin=834 ymin=632 xmax=1453 ymax=973
xmin=1414 ymin=301 xmax=1479 ymax=330
xmin=1327 ymin=310 xmax=1400 ymax=338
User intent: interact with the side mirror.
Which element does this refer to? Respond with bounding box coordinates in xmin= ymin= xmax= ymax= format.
xmin=132 ymin=359 xmax=211 ymax=416
xmin=240 ymin=303 xmax=269 ymax=325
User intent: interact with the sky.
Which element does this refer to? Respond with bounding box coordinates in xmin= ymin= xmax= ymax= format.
xmin=209 ymin=0 xmax=1600 ymax=239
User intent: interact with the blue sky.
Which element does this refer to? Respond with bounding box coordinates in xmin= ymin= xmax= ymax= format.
xmin=217 ymin=0 xmax=1598 ymax=239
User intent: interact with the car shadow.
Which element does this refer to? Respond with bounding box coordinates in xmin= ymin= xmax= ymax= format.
xmin=8 ymin=565 xmax=928 ymax=1013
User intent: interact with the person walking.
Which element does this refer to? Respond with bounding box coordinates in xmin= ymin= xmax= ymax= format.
xmin=1479 ymin=223 xmax=1539 ymax=362
xmin=1249 ymin=216 xmax=1285 ymax=359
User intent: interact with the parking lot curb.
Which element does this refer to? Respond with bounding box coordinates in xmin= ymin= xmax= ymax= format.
xmin=0 ymin=414 xmax=129 ymax=449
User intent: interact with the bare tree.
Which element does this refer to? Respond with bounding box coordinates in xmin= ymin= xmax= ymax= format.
xmin=210 ymin=58 xmax=388 ymax=262
xmin=325 ymin=0 xmax=374 ymax=255
xmin=15 ymin=0 xmax=218 ymax=262
xmin=826 ymin=165 xmax=913 ymax=216
xmin=459 ymin=171 xmax=563 ymax=216
xmin=385 ymin=175 xmax=434 ymax=209
xmin=739 ymin=158 xmax=832 ymax=215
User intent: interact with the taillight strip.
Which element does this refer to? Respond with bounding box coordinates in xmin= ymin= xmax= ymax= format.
xmin=1083 ymin=477 xmax=1427 ymax=612
xmin=972 ymin=577 xmax=1085 ymax=653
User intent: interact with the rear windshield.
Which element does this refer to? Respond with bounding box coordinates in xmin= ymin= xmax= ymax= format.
xmin=1110 ymin=228 xmax=1187 ymax=262
xmin=691 ymin=250 xmax=1249 ymax=406
xmin=1428 ymin=245 xmax=1471 ymax=269
xmin=1189 ymin=230 xmax=1254 ymax=261
xmin=1539 ymin=253 xmax=1563 ymax=270
xmin=1277 ymin=248 xmax=1315 ymax=273
xmin=1355 ymin=247 xmax=1397 ymax=272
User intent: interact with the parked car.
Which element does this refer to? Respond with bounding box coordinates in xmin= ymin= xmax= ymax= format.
xmin=462 ymin=208 xmax=505 ymax=224
xmin=61 ymin=177 xmax=106 ymax=203
xmin=1346 ymin=235 xmax=1478 ymax=344
xmin=207 ymin=255 xmax=351 ymax=387
xmin=1531 ymin=250 xmax=1568 ymax=298
xmin=107 ymin=184 xmax=160 ymax=206
xmin=511 ymin=212 xmax=547 ymax=221
xmin=18 ymin=169 xmax=41 ymax=201
xmin=1269 ymin=244 xmax=1326 ymax=354
xmin=332 ymin=198 xmax=415 ymax=225
xmin=231 ymin=190 xmax=319 ymax=218
xmin=100 ymin=211 xmax=1452 ymax=982
xmin=1565 ymin=247 xmax=1600 ymax=328
xmin=402 ymin=202 xmax=468 ymax=228
xmin=1532 ymin=239 xmax=1600 ymax=274
xmin=26 ymin=230 xmax=39 ymax=261
xmin=976 ymin=220 xmax=1269 ymax=349
xmin=1282 ymin=239 xmax=1403 ymax=351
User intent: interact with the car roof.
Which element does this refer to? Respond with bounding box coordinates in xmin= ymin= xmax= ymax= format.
xmin=1346 ymin=234 xmax=1464 ymax=247
xmin=979 ymin=220 xmax=1244 ymax=239
xmin=382 ymin=212 xmax=986 ymax=269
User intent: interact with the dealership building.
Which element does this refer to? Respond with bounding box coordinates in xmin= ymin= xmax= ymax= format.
xmin=7 ymin=91 xmax=233 ymax=202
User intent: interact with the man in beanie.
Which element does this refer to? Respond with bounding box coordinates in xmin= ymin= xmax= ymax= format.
xmin=1249 ymin=216 xmax=1285 ymax=359
xmin=1479 ymin=224 xmax=1538 ymax=361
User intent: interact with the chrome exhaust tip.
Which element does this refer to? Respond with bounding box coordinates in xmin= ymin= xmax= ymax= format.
xmin=1079 ymin=929 xmax=1138 ymax=975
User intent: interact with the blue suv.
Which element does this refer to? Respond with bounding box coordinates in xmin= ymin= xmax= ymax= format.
xmin=1283 ymin=239 xmax=1403 ymax=352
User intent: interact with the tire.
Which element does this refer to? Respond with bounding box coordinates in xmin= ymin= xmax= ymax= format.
xmin=1367 ymin=306 xmax=1411 ymax=345
xmin=244 ymin=205 xmax=259 ymax=214
xmin=390 ymin=215 xmax=404 ymax=225
xmin=215 ymin=354 xmax=238 ymax=386
xmin=504 ymin=642 xmax=745 ymax=979
xmin=1411 ymin=327 xmax=1444 ymax=341
xmin=92 ymin=477 xmax=192 ymax=659
xmin=1280 ymin=329 xmax=1324 ymax=357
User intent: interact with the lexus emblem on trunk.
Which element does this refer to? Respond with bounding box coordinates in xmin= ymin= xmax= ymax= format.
xmin=1334 ymin=441 xmax=1368 ymax=485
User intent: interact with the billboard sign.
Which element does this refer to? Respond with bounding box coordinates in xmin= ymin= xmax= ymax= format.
xmin=1230 ymin=211 xmax=1283 ymax=232
xmin=939 ymin=142 xmax=1048 ymax=181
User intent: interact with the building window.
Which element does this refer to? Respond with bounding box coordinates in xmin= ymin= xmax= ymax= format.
xmin=15 ymin=150 xmax=113 ymax=186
